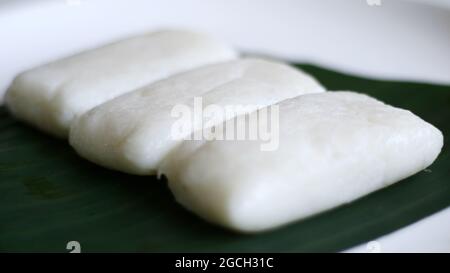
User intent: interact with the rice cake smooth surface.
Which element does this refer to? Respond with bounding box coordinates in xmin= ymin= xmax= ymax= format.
xmin=5 ymin=29 xmax=237 ymax=137
xmin=69 ymin=58 xmax=325 ymax=175
xmin=160 ymin=91 xmax=444 ymax=232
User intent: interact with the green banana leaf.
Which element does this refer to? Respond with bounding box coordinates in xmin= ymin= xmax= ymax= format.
xmin=0 ymin=63 xmax=449 ymax=252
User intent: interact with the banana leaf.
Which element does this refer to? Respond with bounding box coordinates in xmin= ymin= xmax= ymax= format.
xmin=0 ymin=63 xmax=449 ymax=252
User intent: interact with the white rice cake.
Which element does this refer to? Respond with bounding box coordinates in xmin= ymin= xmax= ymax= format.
xmin=5 ymin=29 xmax=237 ymax=137
xmin=160 ymin=91 xmax=444 ymax=232
xmin=69 ymin=58 xmax=325 ymax=175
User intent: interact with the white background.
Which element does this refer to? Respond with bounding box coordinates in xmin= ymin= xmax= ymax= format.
xmin=1 ymin=0 xmax=449 ymax=252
